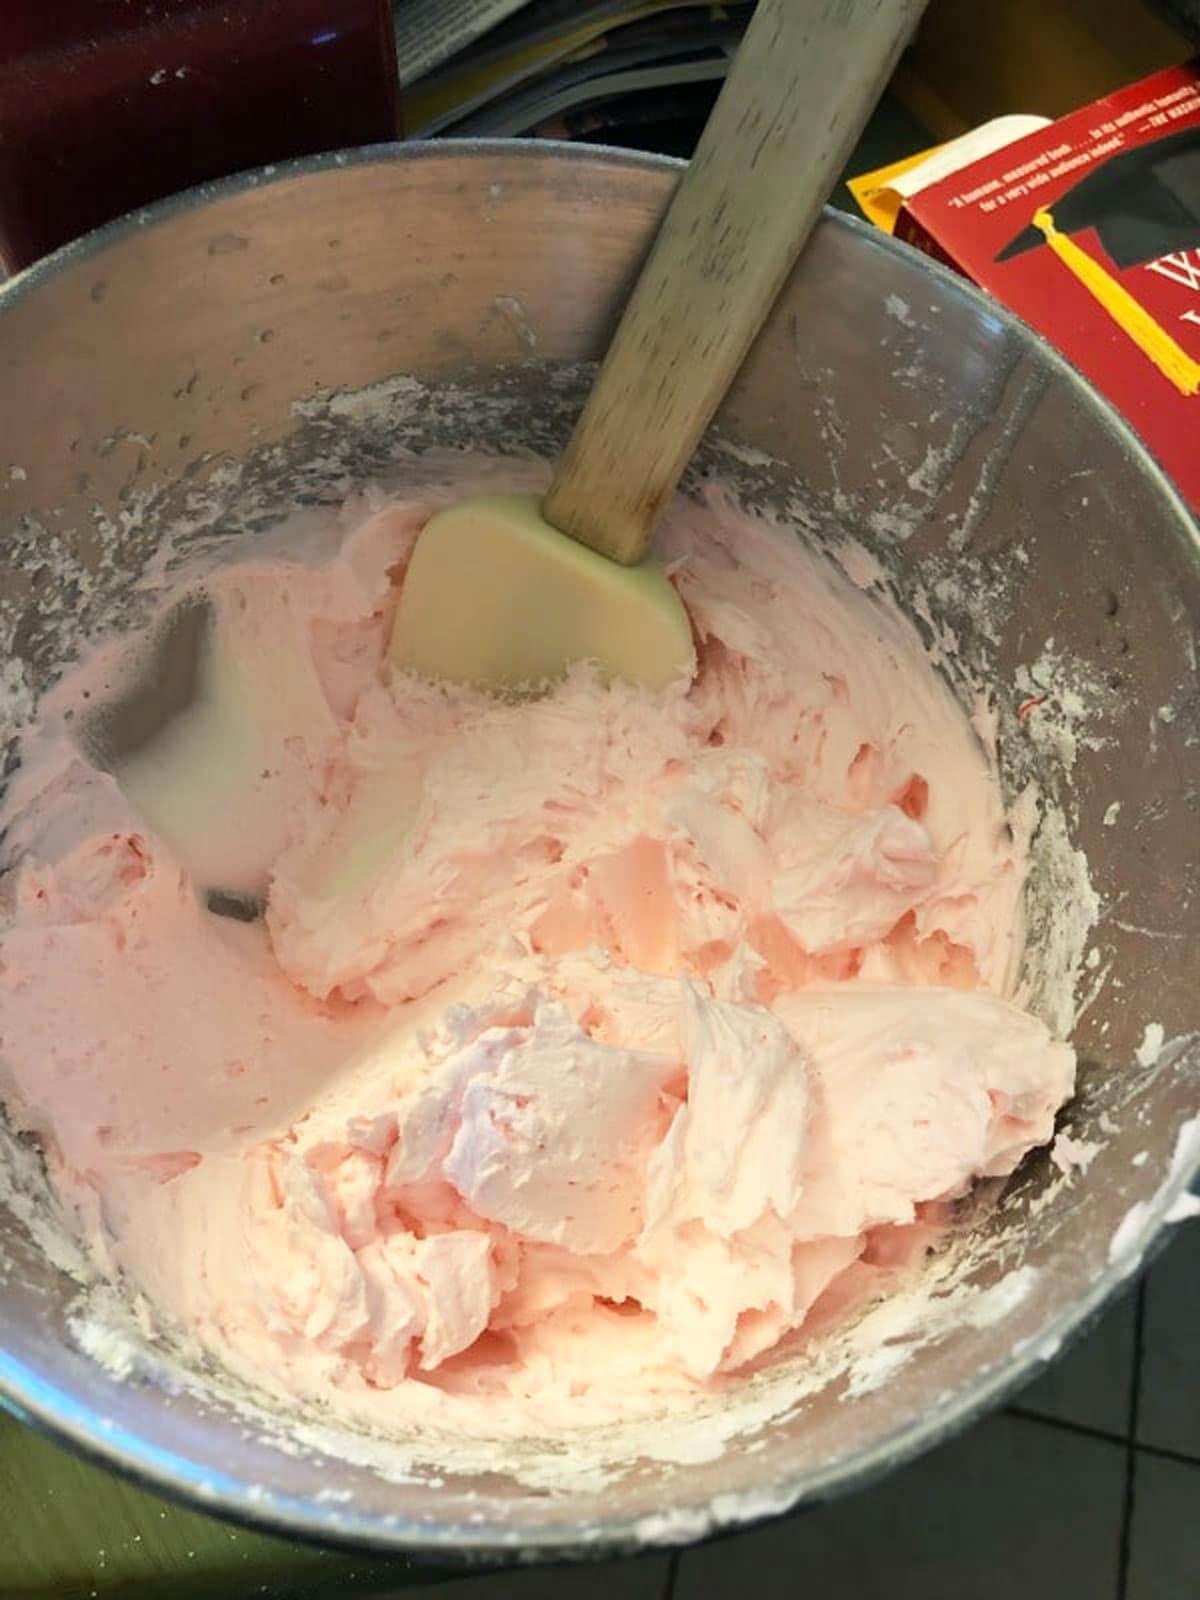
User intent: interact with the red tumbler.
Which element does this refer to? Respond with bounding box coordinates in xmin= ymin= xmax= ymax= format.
xmin=0 ymin=1 xmax=400 ymax=272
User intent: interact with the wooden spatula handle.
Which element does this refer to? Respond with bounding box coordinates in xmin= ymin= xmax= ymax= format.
xmin=545 ymin=0 xmax=925 ymax=566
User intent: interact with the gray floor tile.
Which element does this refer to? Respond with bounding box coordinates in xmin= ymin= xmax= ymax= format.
xmin=675 ymin=1413 xmax=1124 ymax=1600
xmin=1015 ymin=1284 xmax=1137 ymax=1436
xmin=1139 ymin=1221 xmax=1200 ymax=1461
xmin=1126 ymin=1451 xmax=1200 ymax=1600
xmin=409 ymin=1552 xmax=672 ymax=1600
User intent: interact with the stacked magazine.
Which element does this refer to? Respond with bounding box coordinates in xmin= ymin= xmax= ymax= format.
xmin=395 ymin=0 xmax=752 ymax=142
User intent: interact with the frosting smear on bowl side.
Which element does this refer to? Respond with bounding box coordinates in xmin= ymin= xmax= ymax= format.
xmin=0 ymin=475 xmax=1074 ymax=1436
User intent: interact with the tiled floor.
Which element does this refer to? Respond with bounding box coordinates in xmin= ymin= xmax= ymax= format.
xmin=674 ymin=1414 xmax=1127 ymax=1599
xmin=1124 ymin=1455 xmax=1200 ymax=1600
xmin=1138 ymin=1218 xmax=1200 ymax=1462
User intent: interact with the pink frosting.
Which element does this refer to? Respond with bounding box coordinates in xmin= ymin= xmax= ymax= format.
xmin=0 ymin=476 xmax=1074 ymax=1433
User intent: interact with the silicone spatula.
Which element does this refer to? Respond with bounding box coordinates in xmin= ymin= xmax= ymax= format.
xmin=389 ymin=0 xmax=923 ymax=693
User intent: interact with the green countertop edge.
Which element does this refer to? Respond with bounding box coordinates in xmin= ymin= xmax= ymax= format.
xmin=0 ymin=1407 xmax=458 ymax=1599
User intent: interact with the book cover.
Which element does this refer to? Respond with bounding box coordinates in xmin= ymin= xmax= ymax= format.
xmin=895 ymin=61 xmax=1200 ymax=514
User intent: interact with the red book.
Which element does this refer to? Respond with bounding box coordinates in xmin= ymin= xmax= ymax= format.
xmin=896 ymin=61 xmax=1200 ymax=516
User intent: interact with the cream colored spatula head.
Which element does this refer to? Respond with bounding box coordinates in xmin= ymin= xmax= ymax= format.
xmin=390 ymin=492 xmax=693 ymax=692
xmin=390 ymin=0 xmax=924 ymax=693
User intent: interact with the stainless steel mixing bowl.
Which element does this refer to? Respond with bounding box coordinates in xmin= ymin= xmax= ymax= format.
xmin=0 ymin=144 xmax=1197 ymax=1558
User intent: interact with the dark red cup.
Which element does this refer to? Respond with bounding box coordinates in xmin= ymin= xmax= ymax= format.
xmin=0 ymin=1 xmax=400 ymax=272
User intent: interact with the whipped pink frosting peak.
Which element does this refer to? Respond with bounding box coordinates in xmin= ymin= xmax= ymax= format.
xmin=0 ymin=470 xmax=1074 ymax=1434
